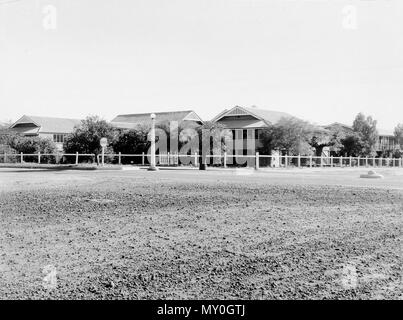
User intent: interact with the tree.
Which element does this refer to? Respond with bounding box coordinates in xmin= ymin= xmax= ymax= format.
xmin=257 ymin=126 xmax=276 ymax=156
xmin=318 ymin=123 xmax=356 ymax=156
xmin=8 ymin=135 xmax=39 ymax=154
xmin=394 ymin=123 xmax=403 ymax=150
xmin=340 ymin=133 xmax=364 ymax=157
xmin=156 ymin=120 xmax=202 ymax=153
xmin=0 ymin=121 xmax=13 ymax=144
xmin=260 ymin=117 xmax=314 ymax=156
xmin=111 ymin=127 xmax=150 ymax=163
xmin=178 ymin=121 xmax=228 ymax=169
xmin=352 ymin=113 xmax=378 ymax=156
xmin=63 ymin=116 xmax=116 ymax=163
xmin=310 ymin=128 xmax=331 ymax=156
xmin=5 ymin=134 xmax=57 ymax=163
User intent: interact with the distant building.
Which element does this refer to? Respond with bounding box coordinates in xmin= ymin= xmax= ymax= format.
xmin=324 ymin=123 xmax=398 ymax=155
xmin=323 ymin=122 xmax=354 ymax=134
xmin=111 ymin=110 xmax=204 ymax=130
xmin=376 ymin=129 xmax=398 ymax=155
xmin=9 ymin=115 xmax=81 ymax=151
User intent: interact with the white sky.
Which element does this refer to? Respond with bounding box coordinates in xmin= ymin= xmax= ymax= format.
xmin=0 ymin=0 xmax=402 ymax=130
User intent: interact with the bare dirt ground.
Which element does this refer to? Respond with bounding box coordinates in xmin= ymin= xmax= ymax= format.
xmin=0 ymin=167 xmax=402 ymax=299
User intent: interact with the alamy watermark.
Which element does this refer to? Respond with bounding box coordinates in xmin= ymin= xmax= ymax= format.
xmin=42 ymin=4 xmax=57 ymax=31
xmin=42 ymin=264 xmax=57 ymax=290
xmin=146 ymin=121 xmax=258 ymax=167
xmin=342 ymin=5 xmax=357 ymax=30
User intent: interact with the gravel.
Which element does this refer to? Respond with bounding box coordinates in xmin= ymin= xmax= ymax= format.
xmin=0 ymin=169 xmax=402 ymax=299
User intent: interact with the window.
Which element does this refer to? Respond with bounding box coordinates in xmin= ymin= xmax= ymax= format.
xmin=53 ymin=134 xmax=65 ymax=143
xmin=255 ymin=129 xmax=262 ymax=140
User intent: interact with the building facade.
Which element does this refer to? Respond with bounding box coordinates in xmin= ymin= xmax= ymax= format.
xmin=9 ymin=115 xmax=81 ymax=151
xmin=375 ymin=129 xmax=398 ymax=155
xmin=212 ymin=106 xmax=295 ymax=155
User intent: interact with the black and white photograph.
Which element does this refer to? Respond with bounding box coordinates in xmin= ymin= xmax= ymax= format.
xmin=0 ymin=0 xmax=402 ymax=311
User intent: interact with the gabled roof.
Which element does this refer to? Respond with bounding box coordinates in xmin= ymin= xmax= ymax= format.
xmin=111 ymin=110 xmax=204 ymax=129
xmin=212 ymin=106 xmax=294 ymax=126
xmin=324 ymin=123 xmax=393 ymax=137
xmin=324 ymin=122 xmax=353 ymax=131
xmin=10 ymin=115 xmax=81 ymax=134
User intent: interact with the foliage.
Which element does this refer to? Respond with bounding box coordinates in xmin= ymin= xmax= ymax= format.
xmin=340 ymin=133 xmax=364 ymax=157
xmin=313 ymin=123 xmax=355 ymax=156
xmin=258 ymin=126 xmax=276 ymax=155
xmin=6 ymin=134 xmax=56 ymax=154
xmin=352 ymin=113 xmax=378 ymax=156
xmin=394 ymin=123 xmax=403 ymax=150
xmin=112 ymin=127 xmax=150 ymax=155
xmin=310 ymin=128 xmax=331 ymax=156
xmin=64 ymin=116 xmax=116 ymax=159
xmin=196 ymin=121 xmax=229 ymax=156
xmin=259 ymin=117 xmax=314 ymax=156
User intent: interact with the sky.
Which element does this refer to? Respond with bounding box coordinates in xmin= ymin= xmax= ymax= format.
xmin=0 ymin=0 xmax=402 ymax=131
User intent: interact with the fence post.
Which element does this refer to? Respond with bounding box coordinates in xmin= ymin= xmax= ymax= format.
xmin=358 ymin=156 xmax=360 ymax=167
xmin=365 ymin=157 xmax=368 ymax=167
xmin=297 ymin=154 xmax=301 ymax=168
xmin=38 ymin=152 xmax=41 ymax=164
xmin=224 ymin=152 xmax=227 ymax=168
xmin=340 ymin=156 xmax=343 ymax=167
xmin=255 ymin=152 xmax=259 ymax=170
xmin=75 ymin=152 xmax=79 ymax=165
xmin=20 ymin=152 xmax=23 ymax=163
xmin=285 ymin=155 xmax=288 ymax=168
xmin=118 ymin=152 xmax=121 ymax=165
xmin=349 ymin=156 xmax=352 ymax=167
xmin=194 ymin=152 xmax=198 ymax=166
xmin=142 ymin=152 xmax=145 ymax=166
xmin=309 ymin=155 xmax=312 ymax=168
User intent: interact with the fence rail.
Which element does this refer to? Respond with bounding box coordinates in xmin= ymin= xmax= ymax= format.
xmin=1 ymin=151 xmax=403 ymax=169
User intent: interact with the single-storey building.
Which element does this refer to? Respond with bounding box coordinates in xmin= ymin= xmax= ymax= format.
xmin=9 ymin=115 xmax=81 ymax=151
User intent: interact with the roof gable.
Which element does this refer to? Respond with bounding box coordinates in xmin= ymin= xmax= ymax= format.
xmin=10 ymin=115 xmax=81 ymax=134
xmin=182 ymin=111 xmax=203 ymax=122
xmin=10 ymin=115 xmax=41 ymax=128
xmin=214 ymin=106 xmax=294 ymax=125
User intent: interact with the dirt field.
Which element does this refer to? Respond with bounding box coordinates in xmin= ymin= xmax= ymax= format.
xmin=0 ymin=167 xmax=402 ymax=299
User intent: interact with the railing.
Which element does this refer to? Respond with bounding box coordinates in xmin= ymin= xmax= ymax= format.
xmin=0 ymin=151 xmax=402 ymax=169
xmin=0 ymin=152 xmax=96 ymax=165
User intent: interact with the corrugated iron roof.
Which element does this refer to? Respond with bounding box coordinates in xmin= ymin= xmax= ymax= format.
xmin=214 ymin=106 xmax=294 ymax=126
xmin=10 ymin=115 xmax=81 ymax=134
xmin=243 ymin=107 xmax=294 ymax=124
xmin=111 ymin=110 xmax=203 ymax=128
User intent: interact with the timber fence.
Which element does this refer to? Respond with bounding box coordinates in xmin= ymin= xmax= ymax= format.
xmin=1 ymin=151 xmax=403 ymax=169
